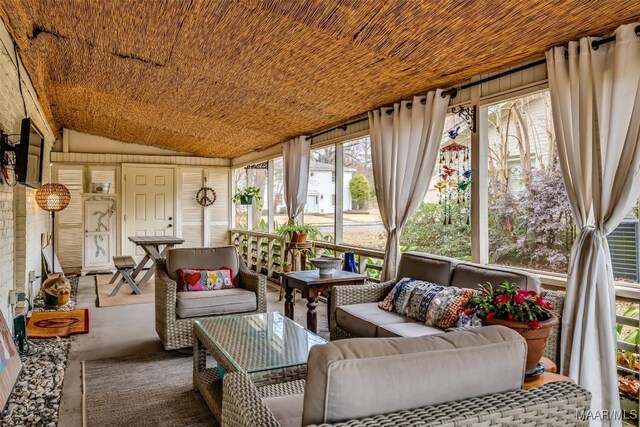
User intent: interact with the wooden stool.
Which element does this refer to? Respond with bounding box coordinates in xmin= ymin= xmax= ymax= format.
xmin=110 ymin=256 xmax=142 ymax=296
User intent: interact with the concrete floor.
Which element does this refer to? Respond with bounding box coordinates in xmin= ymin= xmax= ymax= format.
xmin=57 ymin=275 xmax=327 ymax=427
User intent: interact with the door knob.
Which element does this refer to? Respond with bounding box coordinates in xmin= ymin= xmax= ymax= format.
xmin=168 ymin=224 xmax=173 ymax=228
xmin=169 ymin=217 xmax=173 ymax=221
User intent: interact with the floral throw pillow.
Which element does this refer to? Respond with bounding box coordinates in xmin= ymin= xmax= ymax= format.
xmin=177 ymin=268 xmax=234 ymax=292
xmin=424 ymin=287 xmax=475 ymax=329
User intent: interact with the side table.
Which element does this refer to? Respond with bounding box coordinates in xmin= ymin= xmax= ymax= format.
xmin=282 ymin=270 xmax=367 ymax=333
xmin=523 ymin=357 xmax=573 ymax=389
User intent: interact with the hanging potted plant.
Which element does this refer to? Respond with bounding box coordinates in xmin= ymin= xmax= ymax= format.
xmin=277 ymin=223 xmax=319 ymax=244
xmin=232 ymin=187 xmax=263 ymax=209
xmin=466 ymin=281 xmax=558 ymax=376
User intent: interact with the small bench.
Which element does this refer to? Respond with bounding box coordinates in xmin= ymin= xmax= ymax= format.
xmin=109 ymin=256 xmax=142 ymax=296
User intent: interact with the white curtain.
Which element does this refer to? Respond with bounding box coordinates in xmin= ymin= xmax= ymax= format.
xmin=369 ymin=91 xmax=450 ymax=281
xmin=546 ymin=22 xmax=640 ymax=424
xmin=283 ymin=136 xmax=311 ymax=224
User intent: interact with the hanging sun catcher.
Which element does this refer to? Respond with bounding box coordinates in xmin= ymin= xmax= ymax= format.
xmin=435 ymin=115 xmax=474 ymax=225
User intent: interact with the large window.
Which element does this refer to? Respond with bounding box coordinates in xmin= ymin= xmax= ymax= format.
xmin=487 ymin=91 xmax=573 ymax=273
xmin=341 ymin=137 xmax=384 ymax=248
xmin=305 ymin=147 xmax=335 ymax=241
xmin=232 ymin=163 xmax=269 ymax=230
xmin=401 ymin=113 xmax=472 ymax=260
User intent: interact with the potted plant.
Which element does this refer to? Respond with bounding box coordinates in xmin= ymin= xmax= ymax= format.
xmin=282 ymin=261 xmax=292 ymax=273
xmin=277 ymin=223 xmax=319 ymax=244
xmin=466 ymin=281 xmax=558 ymax=376
xmin=232 ymin=187 xmax=263 ymax=209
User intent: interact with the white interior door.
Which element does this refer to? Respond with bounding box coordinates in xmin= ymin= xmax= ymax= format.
xmin=123 ymin=165 xmax=175 ymax=262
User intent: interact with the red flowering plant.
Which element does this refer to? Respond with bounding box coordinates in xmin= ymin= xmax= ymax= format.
xmin=465 ymin=280 xmax=554 ymax=330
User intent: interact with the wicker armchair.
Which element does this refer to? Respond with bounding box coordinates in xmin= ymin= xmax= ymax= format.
xmin=222 ymin=373 xmax=589 ymax=427
xmin=155 ymin=246 xmax=267 ymax=350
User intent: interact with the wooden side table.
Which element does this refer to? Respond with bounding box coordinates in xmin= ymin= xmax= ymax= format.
xmin=282 ymin=270 xmax=367 ymax=333
xmin=523 ymin=357 xmax=573 ymax=389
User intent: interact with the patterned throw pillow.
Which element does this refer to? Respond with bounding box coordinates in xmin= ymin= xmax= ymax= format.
xmin=379 ymin=278 xmax=442 ymax=320
xmin=424 ymin=287 xmax=475 ymax=329
xmin=176 ymin=268 xmax=234 ymax=292
xmin=404 ymin=283 xmax=445 ymax=323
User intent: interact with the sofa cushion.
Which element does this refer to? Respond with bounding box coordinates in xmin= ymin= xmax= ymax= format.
xmin=177 ymin=268 xmax=234 ymax=292
xmin=396 ymin=252 xmax=458 ymax=286
xmin=336 ymin=303 xmax=408 ymax=337
xmin=175 ymin=288 xmax=256 ymax=318
xmin=302 ymin=326 xmax=527 ymax=426
xmin=166 ymin=246 xmax=240 ymax=286
xmin=263 ymin=393 xmax=303 ymax=427
xmin=451 ymin=262 xmax=541 ymax=292
xmin=377 ymin=322 xmax=444 ymax=337
xmin=424 ymin=287 xmax=475 ymax=329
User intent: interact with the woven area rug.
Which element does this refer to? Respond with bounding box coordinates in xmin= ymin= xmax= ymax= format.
xmin=26 ymin=309 xmax=89 ymax=338
xmin=84 ymin=352 xmax=216 ymax=426
xmin=95 ymin=274 xmax=155 ymax=307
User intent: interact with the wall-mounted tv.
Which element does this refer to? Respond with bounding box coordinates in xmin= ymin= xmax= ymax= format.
xmin=16 ymin=117 xmax=44 ymax=189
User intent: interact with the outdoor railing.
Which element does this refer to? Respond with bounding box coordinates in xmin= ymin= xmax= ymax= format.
xmin=229 ymin=228 xmax=638 ymax=413
xmin=229 ymin=229 xmax=385 ymax=282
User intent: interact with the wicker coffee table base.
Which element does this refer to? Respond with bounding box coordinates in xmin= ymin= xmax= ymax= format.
xmin=193 ymin=325 xmax=308 ymax=423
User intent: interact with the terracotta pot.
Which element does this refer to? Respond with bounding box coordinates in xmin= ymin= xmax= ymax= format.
xmin=41 ymin=273 xmax=71 ymax=307
xmin=483 ymin=315 xmax=558 ymax=375
xmin=291 ymin=232 xmax=308 ymax=244
xmin=282 ymin=264 xmax=292 ymax=273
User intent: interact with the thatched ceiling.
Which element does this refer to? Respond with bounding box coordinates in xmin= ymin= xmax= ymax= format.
xmin=1 ymin=1 xmax=639 ymax=158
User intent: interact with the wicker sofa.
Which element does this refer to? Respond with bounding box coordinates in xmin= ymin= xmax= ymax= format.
xmin=220 ymin=326 xmax=590 ymax=427
xmin=329 ymin=252 xmax=565 ymax=364
xmin=155 ymin=246 xmax=267 ymax=350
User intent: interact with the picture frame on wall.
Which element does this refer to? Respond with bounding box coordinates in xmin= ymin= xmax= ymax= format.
xmin=0 ymin=309 xmax=21 ymax=411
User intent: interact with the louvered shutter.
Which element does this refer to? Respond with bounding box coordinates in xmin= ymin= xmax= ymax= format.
xmin=54 ymin=166 xmax=84 ymax=269
xmin=181 ymin=169 xmax=204 ymax=247
xmin=208 ymin=169 xmax=229 ymax=245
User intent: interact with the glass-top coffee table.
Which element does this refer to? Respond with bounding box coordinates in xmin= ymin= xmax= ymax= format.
xmin=193 ymin=312 xmax=326 ymax=422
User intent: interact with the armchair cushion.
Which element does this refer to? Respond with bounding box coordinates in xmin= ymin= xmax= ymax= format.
xmin=175 ymin=288 xmax=256 ymax=318
xmin=336 ymin=303 xmax=408 ymax=337
xmin=166 ymin=246 xmax=240 ymax=286
xmin=263 ymin=393 xmax=304 ymax=427
xmin=302 ymin=326 xmax=527 ymax=426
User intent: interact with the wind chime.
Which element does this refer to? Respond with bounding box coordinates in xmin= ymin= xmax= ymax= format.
xmin=435 ymin=124 xmax=473 ymax=225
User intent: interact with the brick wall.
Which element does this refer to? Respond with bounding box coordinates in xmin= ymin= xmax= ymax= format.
xmin=0 ymin=19 xmax=54 ymax=321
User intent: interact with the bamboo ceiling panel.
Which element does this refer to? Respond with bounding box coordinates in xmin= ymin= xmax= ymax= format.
xmin=0 ymin=0 xmax=639 ymax=157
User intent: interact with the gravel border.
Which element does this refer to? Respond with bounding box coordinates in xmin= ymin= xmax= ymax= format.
xmin=1 ymin=276 xmax=79 ymax=426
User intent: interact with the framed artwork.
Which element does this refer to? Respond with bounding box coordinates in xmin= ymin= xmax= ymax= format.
xmin=0 ymin=309 xmax=21 ymax=411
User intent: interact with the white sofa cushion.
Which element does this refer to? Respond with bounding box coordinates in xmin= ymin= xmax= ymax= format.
xmin=336 ymin=303 xmax=408 ymax=337
xmin=175 ymin=288 xmax=256 ymax=318
xmin=377 ymin=322 xmax=444 ymax=338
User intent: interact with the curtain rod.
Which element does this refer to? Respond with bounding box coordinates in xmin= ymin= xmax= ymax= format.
xmin=306 ymin=24 xmax=640 ymax=140
xmin=306 ymin=116 xmax=368 ymax=141
xmin=444 ymin=24 xmax=640 ymax=99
